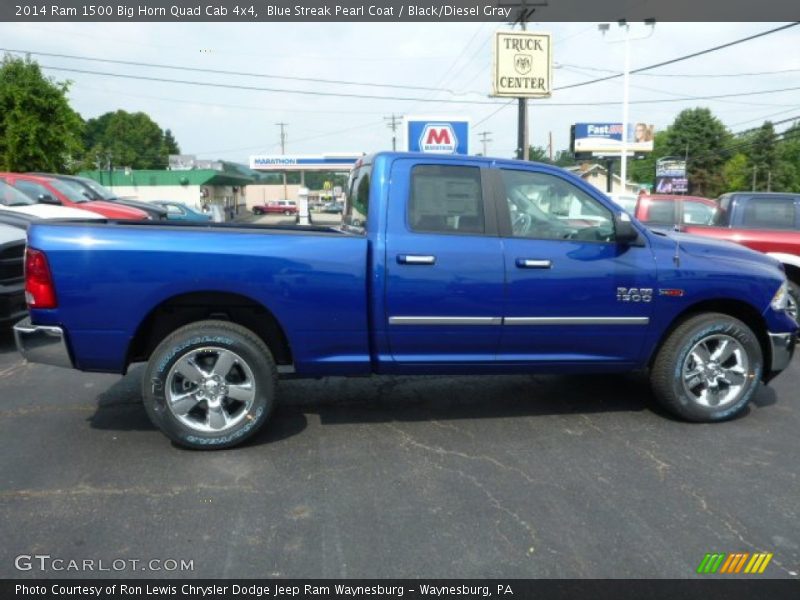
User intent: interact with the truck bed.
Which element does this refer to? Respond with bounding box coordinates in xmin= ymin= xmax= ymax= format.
xmin=26 ymin=220 xmax=371 ymax=375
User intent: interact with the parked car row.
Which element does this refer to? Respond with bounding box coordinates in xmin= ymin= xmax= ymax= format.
xmin=0 ymin=172 xmax=221 ymax=232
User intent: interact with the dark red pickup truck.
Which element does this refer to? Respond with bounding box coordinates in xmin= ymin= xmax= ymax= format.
xmin=620 ymin=192 xmax=800 ymax=318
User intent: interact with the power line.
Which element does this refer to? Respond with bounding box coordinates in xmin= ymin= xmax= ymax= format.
xmin=558 ymin=62 xmax=800 ymax=78
xmin=554 ymin=22 xmax=800 ymax=92
xmin=0 ymin=47 xmax=475 ymax=97
xmin=31 ymin=64 xmax=800 ymax=107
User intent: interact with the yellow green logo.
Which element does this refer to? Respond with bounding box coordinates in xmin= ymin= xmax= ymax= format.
xmin=697 ymin=552 xmax=773 ymax=574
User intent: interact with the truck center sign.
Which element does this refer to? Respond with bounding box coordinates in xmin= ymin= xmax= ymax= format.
xmin=492 ymin=31 xmax=552 ymax=98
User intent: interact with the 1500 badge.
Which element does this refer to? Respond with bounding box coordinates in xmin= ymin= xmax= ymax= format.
xmin=617 ymin=287 xmax=653 ymax=302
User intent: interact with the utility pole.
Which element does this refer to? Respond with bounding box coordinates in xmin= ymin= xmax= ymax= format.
xmin=478 ymin=131 xmax=493 ymax=156
xmin=548 ymin=131 xmax=553 ymax=162
xmin=767 ymin=169 xmax=772 ymax=192
xmin=276 ymin=122 xmax=288 ymax=199
xmin=384 ymin=114 xmax=401 ymax=151
xmin=501 ymin=0 xmax=538 ymax=160
xmin=752 ymin=166 xmax=757 ymax=191
xmin=517 ymin=14 xmax=529 ymax=161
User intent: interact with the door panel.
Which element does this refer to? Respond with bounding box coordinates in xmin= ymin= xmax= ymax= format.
xmin=384 ymin=160 xmax=505 ymax=363
xmin=495 ymin=167 xmax=656 ymax=364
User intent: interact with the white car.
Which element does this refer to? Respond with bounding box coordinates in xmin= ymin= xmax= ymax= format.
xmin=0 ymin=180 xmax=103 ymax=220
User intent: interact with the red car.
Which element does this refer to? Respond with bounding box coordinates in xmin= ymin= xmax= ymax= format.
xmin=252 ymin=200 xmax=297 ymax=215
xmin=0 ymin=173 xmax=149 ymax=220
xmin=615 ymin=193 xmax=719 ymax=227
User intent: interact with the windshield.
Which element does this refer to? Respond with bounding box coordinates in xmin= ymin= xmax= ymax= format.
xmin=48 ymin=179 xmax=91 ymax=202
xmin=79 ymin=178 xmax=115 ymax=200
xmin=0 ymin=180 xmax=35 ymax=206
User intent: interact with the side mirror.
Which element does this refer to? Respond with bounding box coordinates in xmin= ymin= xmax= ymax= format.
xmin=38 ymin=194 xmax=60 ymax=205
xmin=614 ymin=212 xmax=641 ymax=245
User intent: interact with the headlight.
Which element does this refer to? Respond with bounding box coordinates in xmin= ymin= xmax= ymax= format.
xmin=770 ymin=280 xmax=790 ymax=311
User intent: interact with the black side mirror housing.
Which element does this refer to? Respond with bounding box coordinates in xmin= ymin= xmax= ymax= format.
xmin=38 ymin=194 xmax=60 ymax=205
xmin=614 ymin=212 xmax=642 ymax=246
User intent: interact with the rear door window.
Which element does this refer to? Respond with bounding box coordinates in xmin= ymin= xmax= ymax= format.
xmin=741 ymin=197 xmax=796 ymax=229
xmin=409 ymin=165 xmax=485 ymax=235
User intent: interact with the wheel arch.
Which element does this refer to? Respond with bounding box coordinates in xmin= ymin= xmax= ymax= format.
xmin=126 ymin=291 xmax=292 ymax=371
xmin=648 ymin=298 xmax=771 ymax=375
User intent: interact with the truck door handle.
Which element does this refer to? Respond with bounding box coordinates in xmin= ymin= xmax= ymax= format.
xmin=397 ymin=254 xmax=436 ymax=265
xmin=516 ymin=258 xmax=552 ymax=269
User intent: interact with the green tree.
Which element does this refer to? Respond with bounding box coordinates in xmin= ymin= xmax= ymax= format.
xmin=528 ymin=145 xmax=550 ymax=162
xmin=665 ymin=108 xmax=731 ymax=196
xmin=773 ymin=122 xmax=800 ymax=192
xmin=163 ymin=128 xmax=180 ymax=156
xmin=748 ymin=121 xmax=777 ymax=191
xmin=721 ymin=153 xmax=750 ymax=191
xmin=84 ymin=110 xmax=177 ymax=169
xmin=0 ymin=55 xmax=84 ymax=172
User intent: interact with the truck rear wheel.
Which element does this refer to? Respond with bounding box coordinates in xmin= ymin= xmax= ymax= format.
xmin=142 ymin=320 xmax=277 ymax=449
xmin=650 ymin=313 xmax=763 ymax=422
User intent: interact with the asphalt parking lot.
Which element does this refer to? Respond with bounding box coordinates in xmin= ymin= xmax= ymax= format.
xmin=1 ymin=319 xmax=798 ymax=580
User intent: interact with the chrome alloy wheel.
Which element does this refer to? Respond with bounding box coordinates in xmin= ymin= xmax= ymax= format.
xmin=165 ymin=347 xmax=256 ymax=433
xmin=787 ymin=293 xmax=798 ymax=323
xmin=681 ymin=334 xmax=750 ymax=408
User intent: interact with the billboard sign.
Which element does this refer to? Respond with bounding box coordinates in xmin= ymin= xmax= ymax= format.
xmin=492 ymin=31 xmax=552 ymax=98
xmin=572 ymin=122 xmax=655 ymax=154
xmin=655 ymin=157 xmax=688 ymax=193
xmin=404 ymin=116 xmax=469 ymax=155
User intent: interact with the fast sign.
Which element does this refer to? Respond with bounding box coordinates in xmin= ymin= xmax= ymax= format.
xmin=404 ymin=116 xmax=469 ymax=155
xmin=572 ymin=122 xmax=655 ymax=154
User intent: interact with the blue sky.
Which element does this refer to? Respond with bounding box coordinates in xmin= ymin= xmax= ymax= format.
xmin=1 ymin=21 xmax=798 ymax=163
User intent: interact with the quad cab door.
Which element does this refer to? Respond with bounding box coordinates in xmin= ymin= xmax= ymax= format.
xmin=493 ymin=166 xmax=656 ymax=365
xmin=384 ymin=159 xmax=505 ymax=364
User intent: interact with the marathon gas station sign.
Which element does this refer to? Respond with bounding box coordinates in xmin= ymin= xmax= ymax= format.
xmin=249 ymin=154 xmax=361 ymax=171
xmin=404 ymin=116 xmax=470 ymax=155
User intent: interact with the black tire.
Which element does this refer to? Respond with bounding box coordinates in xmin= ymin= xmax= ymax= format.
xmin=650 ymin=313 xmax=763 ymax=422
xmin=283 ymin=210 xmax=292 ymax=215
xmin=142 ymin=320 xmax=277 ymax=449
xmin=787 ymin=280 xmax=799 ymax=323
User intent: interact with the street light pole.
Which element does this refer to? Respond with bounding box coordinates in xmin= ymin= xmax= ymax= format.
xmin=620 ymin=24 xmax=630 ymax=192
xmin=599 ymin=20 xmax=655 ymax=193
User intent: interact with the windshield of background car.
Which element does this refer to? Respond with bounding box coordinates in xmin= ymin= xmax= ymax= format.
xmin=48 ymin=179 xmax=91 ymax=202
xmin=0 ymin=181 xmax=35 ymax=206
xmin=79 ymin=178 xmax=115 ymax=200
xmin=342 ymin=163 xmax=371 ymax=234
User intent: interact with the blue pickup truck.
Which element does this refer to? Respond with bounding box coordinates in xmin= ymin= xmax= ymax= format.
xmin=13 ymin=153 xmax=798 ymax=448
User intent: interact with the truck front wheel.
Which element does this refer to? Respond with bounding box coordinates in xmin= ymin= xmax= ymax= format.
xmin=787 ymin=281 xmax=799 ymax=322
xmin=650 ymin=313 xmax=763 ymax=422
xmin=142 ymin=320 xmax=277 ymax=449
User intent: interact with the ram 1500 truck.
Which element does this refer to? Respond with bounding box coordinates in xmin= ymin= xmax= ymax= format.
xmin=13 ymin=153 xmax=798 ymax=448
xmin=679 ymin=192 xmax=800 ymax=319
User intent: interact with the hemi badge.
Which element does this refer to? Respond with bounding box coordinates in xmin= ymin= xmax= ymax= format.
xmin=659 ymin=289 xmax=685 ymax=297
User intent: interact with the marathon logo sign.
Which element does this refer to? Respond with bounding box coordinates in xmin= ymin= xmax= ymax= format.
xmin=405 ymin=117 xmax=469 ymax=155
xmin=420 ymin=124 xmax=458 ymax=153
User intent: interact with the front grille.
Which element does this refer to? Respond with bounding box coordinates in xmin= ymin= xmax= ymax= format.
xmin=0 ymin=242 xmax=25 ymax=283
